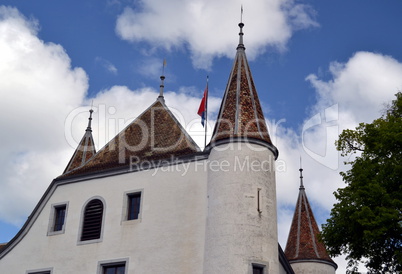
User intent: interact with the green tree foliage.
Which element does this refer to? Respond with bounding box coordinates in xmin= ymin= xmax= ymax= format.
xmin=321 ymin=92 xmax=402 ymax=273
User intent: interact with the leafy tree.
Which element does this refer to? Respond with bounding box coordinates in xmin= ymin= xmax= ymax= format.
xmin=321 ymin=92 xmax=402 ymax=273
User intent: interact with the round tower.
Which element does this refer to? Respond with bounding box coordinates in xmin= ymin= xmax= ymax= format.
xmin=203 ymin=21 xmax=280 ymax=273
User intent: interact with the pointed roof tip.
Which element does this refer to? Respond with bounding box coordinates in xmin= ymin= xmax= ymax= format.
xmin=86 ymin=108 xmax=94 ymax=132
xmin=237 ymin=5 xmax=245 ymax=50
xmin=62 ymin=107 xmax=97 ymax=175
xmin=299 ymin=167 xmax=304 ymax=190
xmin=158 ymin=59 xmax=167 ymax=102
xmin=208 ymin=18 xmax=277 ymax=157
xmin=158 ymin=75 xmax=166 ymax=103
xmin=284 ymin=168 xmax=337 ymax=269
xmin=237 ymin=22 xmax=245 ymax=50
xmin=299 ymin=158 xmax=305 ymax=190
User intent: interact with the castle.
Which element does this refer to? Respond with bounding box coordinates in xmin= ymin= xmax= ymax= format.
xmin=0 ymin=22 xmax=337 ymax=274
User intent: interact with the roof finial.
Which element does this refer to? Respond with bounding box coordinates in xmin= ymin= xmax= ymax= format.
xmin=299 ymin=157 xmax=305 ymax=190
xmin=241 ymin=5 xmax=243 ymax=23
xmin=158 ymin=59 xmax=166 ymax=102
xmin=86 ymin=102 xmax=94 ymax=132
xmin=237 ymin=6 xmax=245 ymax=50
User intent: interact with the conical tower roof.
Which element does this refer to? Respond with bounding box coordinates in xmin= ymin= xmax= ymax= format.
xmin=61 ymin=97 xmax=200 ymax=178
xmin=209 ymin=22 xmax=276 ymax=157
xmin=63 ymin=109 xmax=96 ymax=174
xmin=284 ymin=168 xmax=337 ymax=269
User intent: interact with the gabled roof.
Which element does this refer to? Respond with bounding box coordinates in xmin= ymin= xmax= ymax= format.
xmin=61 ymin=98 xmax=200 ymax=178
xmin=284 ymin=169 xmax=337 ymax=269
xmin=63 ymin=109 xmax=96 ymax=174
xmin=209 ymin=22 xmax=274 ymax=150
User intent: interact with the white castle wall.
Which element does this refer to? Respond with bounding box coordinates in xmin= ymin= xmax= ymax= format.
xmin=0 ymin=160 xmax=208 ymax=273
xmin=203 ymin=142 xmax=279 ymax=273
xmin=290 ymin=261 xmax=336 ymax=274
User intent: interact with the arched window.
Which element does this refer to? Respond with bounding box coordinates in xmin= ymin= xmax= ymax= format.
xmin=80 ymin=198 xmax=104 ymax=242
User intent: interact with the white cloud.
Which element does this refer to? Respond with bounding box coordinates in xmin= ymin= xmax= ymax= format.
xmin=0 ymin=5 xmax=221 ymax=227
xmin=0 ymin=6 xmax=88 ymax=225
xmin=115 ymin=0 xmax=318 ymax=69
xmin=306 ymin=51 xmax=402 ymax=126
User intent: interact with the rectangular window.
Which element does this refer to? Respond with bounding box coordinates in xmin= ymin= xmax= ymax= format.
xmin=98 ymin=259 xmax=128 ymax=274
xmin=27 ymin=268 xmax=52 ymax=274
xmin=103 ymin=264 xmax=125 ymax=274
xmin=48 ymin=202 xmax=68 ymax=236
xmin=127 ymin=192 xmax=141 ymax=220
xmin=53 ymin=205 xmax=66 ymax=231
xmin=252 ymin=265 xmax=264 ymax=274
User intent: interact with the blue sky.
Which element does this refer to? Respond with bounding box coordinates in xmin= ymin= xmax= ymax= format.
xmin=1 ymin=1 xmax=402 ymax=271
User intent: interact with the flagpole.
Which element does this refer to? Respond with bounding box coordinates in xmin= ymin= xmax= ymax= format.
xmin=204 ymin=76 xmax=209 ymax=149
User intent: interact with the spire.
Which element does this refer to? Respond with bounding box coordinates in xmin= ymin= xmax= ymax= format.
xmin=63 ymin=108 xmax=97 ymax=174
xmin=86 ymin=108 xmax=93 ymax=132
xmin=209 ymin=20 xmax=277 ymax=157
xmin=238 ymin=6 xmax=245 ymax=50
xmin=158 ymin=59 xmax=166 ymax=102
xmin=284 ymin=170 xmax=337 ymax=269
xmin=299 ymin=157 xmax=304 ymax=190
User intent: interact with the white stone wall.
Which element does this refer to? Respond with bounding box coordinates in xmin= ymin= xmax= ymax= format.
xmin=290 ymin=261 xmax=336 ymax=274
xmin=203 ymin=142 xmax=279 ymax=273
xmin=0 ymin=160 xmax=208 ymax=273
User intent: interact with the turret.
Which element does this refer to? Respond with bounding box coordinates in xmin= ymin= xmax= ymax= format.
xmin=284 ymin=168 xmax=337 ymax=274
xmin=63 ymin=108 xmax=96 ymax=174
xmin=203 ymin=20 xmax=279 ymax=273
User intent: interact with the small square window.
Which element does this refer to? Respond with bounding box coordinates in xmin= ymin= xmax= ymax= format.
xmin=252 ymin=264 xmax=264 ymax=274
xmin=127 ymin=192 xmax=141 ymax=220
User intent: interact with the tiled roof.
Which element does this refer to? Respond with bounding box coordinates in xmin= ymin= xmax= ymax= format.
xmin=209 ymin=23 xmax=273 ymax=146
xmin=60 ymin=99 xmax=200 ymax=178
xmin=63 ymin=110 xmax=96 ymax=174
xmin=284 ymin=172 xmax=336 ymax=268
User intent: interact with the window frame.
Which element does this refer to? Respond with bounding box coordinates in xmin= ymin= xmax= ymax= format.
xmin=122 ymin=189 xmax=143 ymax=224
xmin=78 ymin=196 xmax=106 ymax=245
xmin=251 ymin=263 xmax=266 ymax=274
xmin=97 ymin=258 xmax=129 ymax=274
xmin=26 ymin=267 xmax=53 ymax=274
xmin=47 ymin=202 xmax=69 ymax=236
